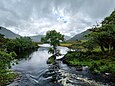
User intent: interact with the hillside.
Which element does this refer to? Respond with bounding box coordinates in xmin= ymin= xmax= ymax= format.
xmin=29 ymin=35 xmax=44 ymax=42
xmin=0 ymin=26 xmax=20 ymax=39
xmin=64 ymin=35 xmax=71 ymax=40
xmin=68 ymin=30 xmax=89 ymax=41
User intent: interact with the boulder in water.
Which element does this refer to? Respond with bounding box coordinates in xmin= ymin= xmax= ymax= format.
xmin=47 ymin=55 xmax=56 ymax=64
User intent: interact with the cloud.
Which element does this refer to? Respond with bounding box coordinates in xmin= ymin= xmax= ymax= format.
xmin=0 ymin=0 xmax=115 ymax=36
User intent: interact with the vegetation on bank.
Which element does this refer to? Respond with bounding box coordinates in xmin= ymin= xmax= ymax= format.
xmin=0 ymin=34 xmax=38 ymax=85
xmin=60 ymin=43 xmax=72 ymax=47
xmin=0 ymin=50 xmax=17 ymax=86
xmin=63 ymin=51 xmax=115 ymax=73
xmin=6 ymin=37 xmax=38 ymax=54
xmin=62 ymin=10 xmax=115 ymax=74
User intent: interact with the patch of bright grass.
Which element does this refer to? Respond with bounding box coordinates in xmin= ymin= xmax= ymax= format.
xmin=63 ymin=51 xmax=115 ymax=73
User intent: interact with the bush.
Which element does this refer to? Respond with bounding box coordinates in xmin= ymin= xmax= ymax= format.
xmin=63 ymin=51 xmax=115 ymax=74
xmin=0 ymin=51 xmax=17 ymax=85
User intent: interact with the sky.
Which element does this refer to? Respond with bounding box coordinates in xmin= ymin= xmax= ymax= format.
xmin=0 ymin=0 xmax=115 ymax=37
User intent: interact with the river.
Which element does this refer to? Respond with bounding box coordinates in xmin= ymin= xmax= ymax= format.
xmin=8 ymin=44 xmax=109 ymax=86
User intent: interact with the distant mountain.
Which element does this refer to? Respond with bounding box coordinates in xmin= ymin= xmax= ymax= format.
xmin=68 ymin=30 xmax=89 ymax=41
xmin=0 ymin=26 xmax=20 ymax=39
xmin=0 ymin=26 xmax=70 ymax=42
xmin=29 ymin=35 xmax=44 ymax=42
xmin=64 ymin=35 xmax=71 ymax=41
xmin=29 ymin=35 xmax=71 ymax=42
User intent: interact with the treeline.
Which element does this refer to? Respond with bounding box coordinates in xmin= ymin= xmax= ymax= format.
xmin=86 ymin=10 xmax=115 ymax=53
xmin=0 ymin=34 xmax=38 ymax=85
xmin=6 ymin=37 xmax=38 ymax=54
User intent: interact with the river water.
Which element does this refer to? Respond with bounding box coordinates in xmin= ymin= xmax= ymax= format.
xmin=9 ymin=44 xmax=109 ymax=86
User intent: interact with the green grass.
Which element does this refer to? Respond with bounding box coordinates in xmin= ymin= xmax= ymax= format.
xmin=60 ymin=43 xmax=72 ymax=47
xmin=80 ymin=40 xmax=88 ymax=43
xmin=63 ymin=51 xmax=115 ymax=74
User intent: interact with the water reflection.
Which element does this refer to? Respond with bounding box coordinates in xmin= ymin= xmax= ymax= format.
xmin=12 ymin=48 xmax=51 ymax=73
xmin=11 ymin=46 xmax=69 ymax=86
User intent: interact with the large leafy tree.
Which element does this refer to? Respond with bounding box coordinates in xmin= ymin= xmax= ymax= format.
xmin=41 ymin=30 xmax=64 ymax=56
xmin=88 ymin=10 xmax=115 ymax=53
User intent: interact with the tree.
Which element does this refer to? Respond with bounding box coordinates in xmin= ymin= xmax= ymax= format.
xmin=41 ymin=30 xmax=64 ymax=56
xmin=87 ymin=10 xmax=115 ymax=53
xmin=82 ymin=40 xmax=95 ymax=52
xmin=6 ymin=37 xmax=33 ymax=54
xmin=0 ymin=34 xmax=7 ymax=50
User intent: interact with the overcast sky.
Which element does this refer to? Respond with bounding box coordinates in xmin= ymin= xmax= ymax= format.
xmin=0 ymin=0 xmax=115 ymax=36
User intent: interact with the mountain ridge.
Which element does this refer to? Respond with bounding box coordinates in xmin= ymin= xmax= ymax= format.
xmin=0 ymin=26 xmax=20 ymax=39
xmin=67 ymin=30 xmax=89 ymax=41
xmin=0 ymin=26 xmax=71 ymax=42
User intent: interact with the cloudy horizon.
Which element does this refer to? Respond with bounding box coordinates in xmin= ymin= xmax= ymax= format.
xmin=0 ymin=0 xmax=115 ymax=37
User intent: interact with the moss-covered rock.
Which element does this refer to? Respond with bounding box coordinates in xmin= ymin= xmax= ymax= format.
xmin=47 ymin=55 xmax=56 ymax=64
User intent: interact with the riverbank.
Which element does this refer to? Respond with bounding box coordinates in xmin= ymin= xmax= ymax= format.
xmin=0 ymin=70 xmax=21 ymax=86
xmin=61 ymin=51 xmax=115 ymax=85
xmin=7 ymin=71 xmax=22 ymax=86
xmin=0 ymin=35 xmax=40 ymax=85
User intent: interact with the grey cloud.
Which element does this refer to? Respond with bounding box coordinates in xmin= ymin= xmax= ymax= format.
xmin=0 ymin=0 xmax=115 ymax=36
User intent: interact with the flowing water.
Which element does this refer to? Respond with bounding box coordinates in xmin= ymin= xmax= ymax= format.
xmin=8 ymin=44 xmax=110 ymax=86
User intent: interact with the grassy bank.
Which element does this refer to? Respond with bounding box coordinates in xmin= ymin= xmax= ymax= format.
xmin=60 ymin=43 xmax=72 ymax=47
xmin=63 ymin=51 xmax=115 ymax=74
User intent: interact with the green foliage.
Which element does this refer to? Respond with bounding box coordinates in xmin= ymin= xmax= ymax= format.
xmin=15 ymin=37 xmax=33 ymax=51
xmin=82 ymin=40 xmax=96 ymax=51
xmin=63 ymin=51 xmax=115 ymax=73
xmin=102 ymin=10 xmax=115 ymax=25
xmin=0 ymin=34 xmax=7 ymax=50
xmin=48 ymin=48 xmax=55 ymax=54
xmin=41 ymin=30 xmax=64 ymax=56
xmin=90 ymin=60 xmax=115 ymax=73
xmin=0 ymin=34 xmax=38 ymax=85
xmin=87 ymin=10 xmax=115 ymax=53
xmin=6 ymin=39 xmax=17 ymax=52
xmin=6 ymin=37 xmax=38 ymax=54
xmin=0 ymin=51 xmax=16 ymax=69
xmin=0 ymin=70 xmax=17 ymax=86
xmin=61 ymin=10 xmax=115 ymax=74
xmin=0 ymin=51 xmax=17 ymax=85
xmin=67 ymin=41 xmax=84 ymax=51
xmin=47 ymin=55 xmax=56 ymax=64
